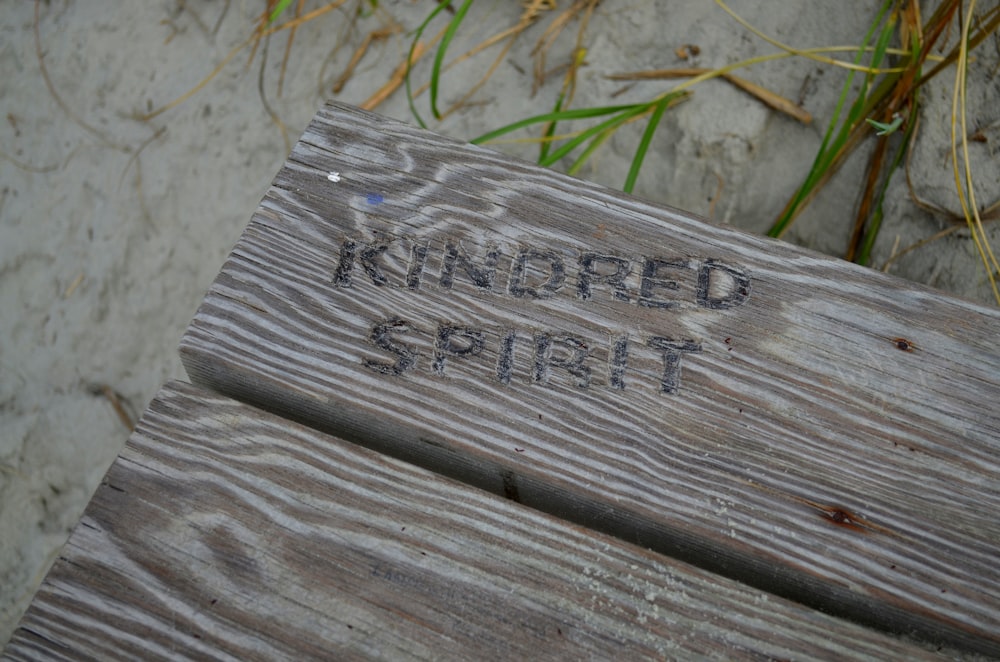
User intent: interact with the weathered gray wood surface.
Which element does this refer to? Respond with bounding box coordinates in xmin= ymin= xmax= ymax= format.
xmin=6 ymin=381 xmax=950 ymax=661
xmin=178 ymin=101 xmax=1000 ymax=654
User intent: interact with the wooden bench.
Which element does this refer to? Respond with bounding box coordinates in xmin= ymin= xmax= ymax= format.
xmin=6 ymin=101 xmax=1000 ymax=659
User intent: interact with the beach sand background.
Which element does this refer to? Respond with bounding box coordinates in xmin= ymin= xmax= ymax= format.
xmin=2 ymin=0 xmax=998 ymax=645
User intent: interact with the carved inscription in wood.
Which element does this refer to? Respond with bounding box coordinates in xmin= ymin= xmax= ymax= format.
xmin=333 ymin=231 xmax=750 ymax=394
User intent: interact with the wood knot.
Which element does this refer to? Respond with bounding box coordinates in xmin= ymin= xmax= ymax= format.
xmin=892 ymin=337 xmax=914 ymax=352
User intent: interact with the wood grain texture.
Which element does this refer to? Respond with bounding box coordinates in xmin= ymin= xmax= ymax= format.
xmin=4 ymin=381 xmax=950 ymax=661
xmin=179 ymin=102 xmax=1000 ymax=653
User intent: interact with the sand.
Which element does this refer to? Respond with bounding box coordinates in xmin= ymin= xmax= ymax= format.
xmin=2 ymin=0 xmax=998 ymax=645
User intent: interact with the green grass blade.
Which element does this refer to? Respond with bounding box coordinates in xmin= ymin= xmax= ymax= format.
xmin=566 ymin=126 xmax=615 ymax=176
xmin=470 ymin=104 xmax=642 ymax=145
xmin=856 ymin=103 xmax=919 ymax=265
xmin=268 ymin=0 xmax=294 ymax=24
xmin=539 ymin=93 xmax=565 ymax=163
xmin=480 ymin=92 xmax=686 ymax=182
xmin=768 ymin=0 xmax=894 ymax=238
xmin=539 ymin=103 xmax=654 ymax=167
xmin=406 ymin=0 xmax=454 ymax=129
xmin=808 ymin=15 xmax=893 ymax=181
xmin=623 ymin=95 xmax=672 ymax=194
xmin=806 ymin=5 xmax=890 ymax=160
xmin=430 ymin=0 xmax=475 ymax=120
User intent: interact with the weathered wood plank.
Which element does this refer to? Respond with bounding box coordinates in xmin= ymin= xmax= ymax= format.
xmin=4 ymin=381 xmax=949 ymax=661
xmin=179 ymin=101 xmax=1000 ymax=653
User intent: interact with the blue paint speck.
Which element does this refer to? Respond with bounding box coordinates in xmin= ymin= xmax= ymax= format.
xmin=366 ymin=193 xmax=384 ymax=205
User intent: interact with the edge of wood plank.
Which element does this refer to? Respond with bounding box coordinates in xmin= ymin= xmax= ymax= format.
xmin=4 ymin=381 xmax=970 ymax=661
